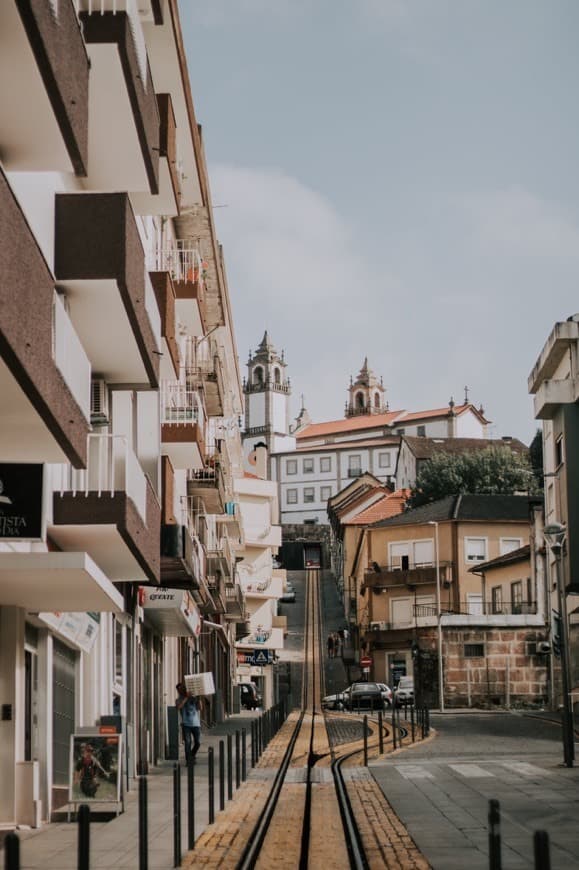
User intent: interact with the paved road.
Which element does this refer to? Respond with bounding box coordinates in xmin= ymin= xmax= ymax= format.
xmin=371 ymin=712 xmax=579 ymax=869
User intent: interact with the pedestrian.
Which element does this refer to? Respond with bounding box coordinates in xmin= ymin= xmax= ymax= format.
xmin=334 ymin=631 xmax=342 ymax=657
xmin=327 ymin=633 xmax=334 ymax=659
xmin=343 ymin=627 xmax=349 ymax=642
xmin=175 ymin=682 xmax=201 ymax=766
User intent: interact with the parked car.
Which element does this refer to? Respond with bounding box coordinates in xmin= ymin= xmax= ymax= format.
xmin=376 ymin=683 xmax=393 ymax=708
xmin=239 ymin=682 xmax=262 ymax=710
xmin=394 ymin=676 xmax=414 ymax=706
xmin=322 ymin=689 xmax=348 ymax=710
xmin=345 ymin=682 xmax=385 ymax=712
xmin=280 ymin=587 xmax=296 ymax=603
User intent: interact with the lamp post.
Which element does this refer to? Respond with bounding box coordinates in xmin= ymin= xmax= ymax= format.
xmin=544 ymin=522 xmax=574 ymax=768
xmin=428 ymin=521 xmax=444 ymax=712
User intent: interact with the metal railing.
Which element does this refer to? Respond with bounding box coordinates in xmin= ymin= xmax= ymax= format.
xmin=75 ymin=0 xmax=148 ymax=86
xmin=161 ymin=381 xmax=206 ymax=427
xmin=149 ymin=241 xmax=205 ymax=285
xmin=52 ymin=292 xmax=91 ymax=420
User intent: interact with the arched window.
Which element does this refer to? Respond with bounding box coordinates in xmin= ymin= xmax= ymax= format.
xmin=374 ymin=392 xmax=380 ymax=409
xmin=254 ymin=366 xmax=264 ymax=385
xmin=274 ymin=368 xmax=281 ymax=384
xmin=356 ymin=392 xmax=365 ymax=409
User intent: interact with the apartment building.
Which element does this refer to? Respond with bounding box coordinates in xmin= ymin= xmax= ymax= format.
xmin=0 ymin=0 xmax=246 ymax=827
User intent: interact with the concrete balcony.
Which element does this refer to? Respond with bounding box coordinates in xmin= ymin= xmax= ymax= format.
xmin=186 ymin=337 xmax=225 ymax=417
xmin=0 ymin=0 xmax=88 ymax=174
xmin=79 ymin=10 xmax=159 ymax=195
xmin=187 ymin=464 xmax=226 ymax=516
xmin=241 ymin=573 xmax=284 ymax=600
xmin=0 ymin=168 xmax=90 ymax=467
xmin=149 ymin=272 xmax=180 ymax=379
xmin=132 ymin=92 xmax=181 ymax=216
xmin=161 ymin=382 xmax=206 ymax=470
xmin=50 ymin=433 xmax=160 ymax=584
xmin=236 ymin=627 xmax=284 ymax=651
xmin=243 ymin=524 xmax=283 ymax=549
xmin=159 ymin=523 xmax=201 ymax=589
xmin=533 ymin=378 xmax=578 ymax=420
xmin=206 ymin=574 xmax=226 ymax=615
xmin=55 ymin=192 xmax=161 ymax=388
xmin=363 ymin=562 xmax=453 ymax=591
xmin=225 ymin=584 xmax=246 ymax=621
xmin=175 ymin=210 xmax=225 ymax=331
xmin=206 ymin=530 xmax=235 ymax=582
xmin=528 ymin=319 xmax=579 ymax=393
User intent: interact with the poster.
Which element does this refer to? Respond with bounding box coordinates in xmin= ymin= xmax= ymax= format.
xmin=69 ymin=734 xmax=122 ymax=804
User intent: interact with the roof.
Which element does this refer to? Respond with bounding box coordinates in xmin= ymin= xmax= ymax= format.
xmin=370 ymin=494 xmax=534 ymax=528
xmin=347 ymin=489 xmax=412 ymax=525
xmin=469 ymin=544 xmax=531 ymax=573
xmin=243 ymin=471 xmax=260 ymax=479
xmin=294 ymin=437 xmax=400 ymax=453
xmin=403 ymin=435 xmax=528 ymax=460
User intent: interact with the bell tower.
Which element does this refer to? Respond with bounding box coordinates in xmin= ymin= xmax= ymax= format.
xmin=345 ymin=358 xmax=387 ymax=417
xmin=243 ymin=332 xmax=294 ymax=467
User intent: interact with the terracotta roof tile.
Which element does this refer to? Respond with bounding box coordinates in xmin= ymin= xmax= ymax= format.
xmin=347 ymin=489 xmax=412 ymax=525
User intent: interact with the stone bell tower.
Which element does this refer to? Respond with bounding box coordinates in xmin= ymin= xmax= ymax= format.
xmin=345 ymin=358 xmax=387 ymax=418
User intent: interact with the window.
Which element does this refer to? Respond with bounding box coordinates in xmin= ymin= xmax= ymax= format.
xmin=465 ymin=537 xmax=487 ymax=563
xmin=321 ymin=486 xmax=332 ymax=501
xmin=555 ymin=435 xmax=564 ymax=468
xmin=253 ymin=366 xmax=263 ymax=385
xmin=303 ymin=458 xmax=314 ymax=474
xmin=491 ymin=586 xmax=503 ymax=614
xmin=511 ymin=580 xmax=523 ymax=614
xmin=396 ymin=428 xmax=405 ymax=435
xmin=286 ymin=489 xmax=298 ymax=504
xmin=417 ymin=425 xmax=426 ymax=437
xmin=355 ymin=392 xmax=365 ymax=409
xmin=286 ymin=459 xmax=297 ymax=475
xmin=303 ymin=487 xmax=315 ymax=503
xmin=274 ymin=368 xmax=281 ymax=384
xmin=348 ymin=455 xmax=362 ymax=477
xmin=374 ymin=392 xmax=380 ymax=409
xmin=500 ymin=538 xmax=522 ymax=556
xmin=320 ymin=457 xmax=331 ymax=472
xmin=378 ymin=452 xmax=391 ymax=468
xmin=464 ymin=643 xmax=485 ymax=658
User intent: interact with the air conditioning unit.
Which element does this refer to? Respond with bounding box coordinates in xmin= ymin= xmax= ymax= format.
xmin=91 ymin=379 xmax=109 ymax=425
xmin=536 ymin=641 xmax=551 ymax=655
xmin=370 ymin=621 xmax=388 ymax=631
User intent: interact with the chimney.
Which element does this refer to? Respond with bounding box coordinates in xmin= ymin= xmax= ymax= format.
xmin=251 ymin=441 xmax=268 ymax=480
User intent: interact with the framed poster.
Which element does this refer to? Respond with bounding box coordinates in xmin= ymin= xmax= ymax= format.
xmin=69 ymin=734 xmax=123 ymax=804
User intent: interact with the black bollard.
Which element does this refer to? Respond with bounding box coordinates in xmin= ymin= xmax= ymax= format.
xmin=421 ymin=708 xmax=425 ymax=740
xmin=227 ymin=734 xmax=233 ymax=801
xmin=219 ymin=739 xmax=225 ymax=811
xmin=173 ymin=763 xmax=181 ymax=868
xmin=534 ymin=831 xmax=551 ymax=870
xmin=235 ymin=730 xmax=241 ymax=789
xmin=208 ymin=747 xmax=215 ymax=824
xmin=78 ymin=803 xmax=90 ymax=870
xmin=187 ymin=760 xmax=195 ymax=851
xmin=378 ymin=711 xmax=384 ymax=754
xmin=250 ymin=721 xmax=256 ymax=767
xmin=392 ymin=699 xmax=397 ymax=750
xmin=411 ymin=704 xmax=415 ymax=743
xmin=363 ymin=715 xmax=368 ymax=766
xmin=4 ymin=831 xmax=20 ymax=870
xmin=139 ymin=776 xmax=149 ymax=870
xmin=488 ymin=799 xmax=502 ymax=870
xmin=242 ymin=728 xmax=247 ymax=780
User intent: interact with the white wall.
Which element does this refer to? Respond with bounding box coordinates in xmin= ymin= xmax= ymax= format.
xmin=248 ymin=393 xmax=266 ymax=428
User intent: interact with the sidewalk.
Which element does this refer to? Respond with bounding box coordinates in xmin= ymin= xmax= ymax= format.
xmin=4 ymin=712 xmax=261 ymax=870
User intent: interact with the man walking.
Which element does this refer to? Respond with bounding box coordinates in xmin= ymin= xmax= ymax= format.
xmin=175 ymin=682 xmax=201 ymax=766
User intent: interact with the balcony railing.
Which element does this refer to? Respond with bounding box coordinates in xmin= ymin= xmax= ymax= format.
xmin=225 ymin=584 xmax=245 ymax=617
xmin=415 ymin=601 xmax=538 ymax=618
xmin=161 ymin=382 xmax=207 ymax=427
xmin=149 ymin=242 xmax=205 ymax=285
xmin=57 ymin=433 xmax=147 ymax=522
xmin=364 ymin=562 xmax=453 ymax=589
xmin=53 ymin=292 xmax=91 ymax=420
xmin=184 ymin=336 xmax=224 ymax=382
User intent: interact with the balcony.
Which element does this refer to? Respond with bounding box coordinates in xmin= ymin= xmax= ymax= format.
xmin=236 ymin=627 xmax=284 ymax=651
xmin=79 ymin=9 xmax=159 ymax=195
xmin=241 ymin=572 xmax=284 ymax=600
xmin=236 ymin=619 xmax=251 ymax=641
xmin=533 ymin=379 xmax=578 ymax=420
xmin=206 ymin=529 xmax=235 ymax=582
xmin=174 ymin=209 xmax=225 ymax=331
xmin=528 ymin=319 xmax=579 ymax=393
xmin=55 ymin=193 xmax=161 ymax=387
xmin=149 ymin=272 xmax=180 ymax=379
xmin=159 ymin=523 xmax=201 ymax=589
xmin=132 ymin=92 xmax=181 ymax=216
xmin=161 ymin=382 xmax=206 ymax=470
xmin=242 ymin=523 xmax=282 ymax=549
xmin=0 ymin=168 xmax=90 ymax=466
xmin=363 ymin=562 xmax=454 ymax=591
xmin=225 ymin=584 xmax=246 ymax=621
xmin=0 ymin=0 xmax=88 ymax=174
xmin=185 ymin=337 xmax=225 ymax=417
xmin=51 ymin=434 xmax=160 ymax=584
xmin=187 ymin=464 xmax=226 ymax=516
xmin=206 ymin=574 xmax=226 ymax=614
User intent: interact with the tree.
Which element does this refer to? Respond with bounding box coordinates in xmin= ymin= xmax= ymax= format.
xmin=408 ymin=446 xmax=538 ymax=508
xmin=529 ymin=429 xmax=544 ymax=490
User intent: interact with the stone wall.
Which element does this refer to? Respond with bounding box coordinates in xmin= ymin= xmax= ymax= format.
xmin=280 ymin=524 xmax=332 ymax=569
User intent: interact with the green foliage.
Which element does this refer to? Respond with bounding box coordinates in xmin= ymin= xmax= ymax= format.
xmin=529 ymin=429 xmax=544 ymax=490
xmin=409 ymin=446 xmax=537 ymax=508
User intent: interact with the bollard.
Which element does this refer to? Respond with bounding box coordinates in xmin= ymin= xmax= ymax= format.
xmin=242 ymin=728 xmax=247 ymax=780
xmin=426 ymin=706 xmax=430 ymax=736
xmin=187 ymin=760 xmax=195 ymax=852
xmin=78 ymin=803 xmax=90 ymax=870
xmin=173 ymin=764 xmax=181 ymax=869
xmin=421 ymin=708 xmax=425 ymax=740
xmin=392 ymin=700 xmax=397 ymax=750
xmin=235 ymin=730 xmax=241 ymax=789
xmin=219 ymin=739 xmax=225 ymax=811
xmin=208 ymin=747 xmax=215 ymax=824
xmin=378 ymin=711 xmax=384 ymax=754
xmin=363 ymin=715 xmax=368 ymax=766
xmin=227 ymin=734 xmax=233 ymax=801
xmin=250 ymin=721 xmax=256 ymax=767
xmin=5 ymin=831 xmax=20 ymax=870
xmin=411 ymin=704 xmax=415 ymax=743
xmin=139 ymin=776 xmax=149 ymax=870
xmin=534 ymin=831 xmax=551 ymax=870
xmin=488 ymin=799 xmax=502 ymax=870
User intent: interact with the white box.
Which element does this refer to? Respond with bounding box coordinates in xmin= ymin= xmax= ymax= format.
xmin=184 ymin=672 xmax=215 ymax=696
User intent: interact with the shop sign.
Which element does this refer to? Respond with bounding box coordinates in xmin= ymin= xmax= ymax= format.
xmin=38 ymin=611 xmax=100 ymax=653
xmin=237 ymin=649 xmax=274 ymax=666
xmin=141 ymin=587 xmax=201 ymax=636
xmin=0 ymin=464 xmax=44 ymax=540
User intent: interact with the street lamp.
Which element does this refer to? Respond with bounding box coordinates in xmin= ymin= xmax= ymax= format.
xmin=544 ymin=522 xmax=574 ymax=768
xmin=427 ymin=521 xmax=444 ymax=712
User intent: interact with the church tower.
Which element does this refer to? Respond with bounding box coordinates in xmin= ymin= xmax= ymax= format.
xmin=243 ymin=332 xmax=295 ymax=468
xmin=345 ymin=358 xmax=388 ymax=417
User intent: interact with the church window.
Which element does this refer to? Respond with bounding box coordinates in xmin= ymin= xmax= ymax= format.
xmin=374 ymin=392 xmax=380 ymax=409
xmin=355 ymin=392 xmax=365 ymax=409
xmin=286 ymin=459 xmax=297 ymax=475
xmin=274 ymin=368 xmax=281 ymax=384
xmin=287 ymin=489 xmax=298 ymax=504
xmin=320 ymin=457 xmax=331 ymax=472
xmin=303 ymin=487 xmax=315 ymax=503
xmin=303 ymin=458 xmax=314 ymax=473
xmin=253 ymin=366 xmax=264 ymax=385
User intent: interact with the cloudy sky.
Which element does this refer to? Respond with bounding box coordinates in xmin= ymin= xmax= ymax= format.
xmin=179 ymin=1 xmax=579 ymax=442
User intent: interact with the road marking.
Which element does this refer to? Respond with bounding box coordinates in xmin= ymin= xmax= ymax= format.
xmin=501 ymin=761 xmax=553 ymax=777
xmin=449 ymin=764 xmax=495 ymax=778
xmin=395 ymin=765 xmax=434 ymax=780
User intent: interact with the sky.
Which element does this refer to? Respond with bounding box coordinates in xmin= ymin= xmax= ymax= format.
xmin=179 ymin=0 xmax=579 ymax=443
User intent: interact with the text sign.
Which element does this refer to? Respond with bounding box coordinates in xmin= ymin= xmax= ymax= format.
xmin=0 ymin=464 xmax=44 ymax=540
xmin=360 ymin=656 xmax=373 ymax=668
xmin=237 ymin=649 xmax=274 ymax=666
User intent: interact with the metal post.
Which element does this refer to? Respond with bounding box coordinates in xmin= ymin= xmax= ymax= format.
xmin=392 ymin=697 xmax=397 ymax=749
xmin=173 ymin=764 xmax=181 ymax=869
xmin=219 ymin=739 xmax=225 ymax=811
xmin=534 ymin=831 xmax=551 ymax=870
xmin=488 ymin=799 xmax=502 ymax=870
xmin=187 ymin=760 xmax=195 ymax=851
xmin=78 ymin=803 xmax=90 ymax=870
xmin=4 ymin=832 xmax=20 ymax=870
xmin=227 ymin=734 xmax=233 ymax=801
xmin=139 ymin=776 xmax=149 ymax=870
xmin=554 ymin=551 xmax=575 ymax=767
xmin=363 ymin=715 xmax=368 ymax=766
xmin=250 ymin=721 xmax=256 ymax=766
xmin=208 ymin=747 xmax=215 ymax=824
xmin=242 ymin=728 xmax=247 ymax=780
xmin=411 ymin=704 xmax=415 ymax=743
xmin=235 ymin=730 xmax=241 ymax=789
xmin=378 ymin=711 xmax=384 ymax=754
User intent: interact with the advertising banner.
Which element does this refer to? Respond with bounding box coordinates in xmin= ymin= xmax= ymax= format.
xmin=0 ymin=463 xmax=44 ymax=541
xmin=69 ymin=733 xmax=122 ymax=804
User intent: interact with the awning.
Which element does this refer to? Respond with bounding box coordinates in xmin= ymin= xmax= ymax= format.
xmin=0 ymin=551 xmax=123 ymax=612
xmin=141 ymin=587 xmax=201 ymax=637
